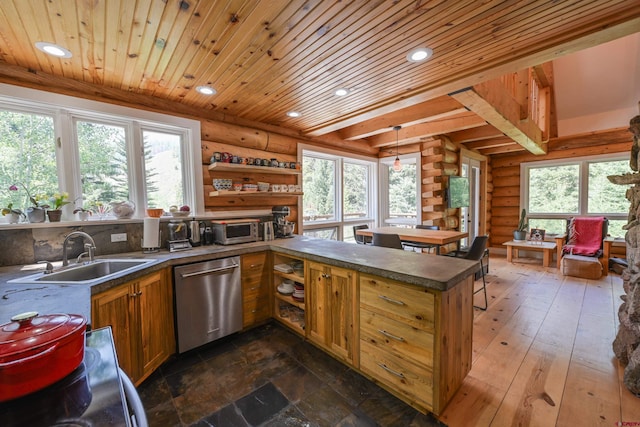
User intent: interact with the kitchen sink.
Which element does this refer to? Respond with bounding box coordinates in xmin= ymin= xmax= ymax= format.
xmin=9 ymin=259 xmax=157 ymax=285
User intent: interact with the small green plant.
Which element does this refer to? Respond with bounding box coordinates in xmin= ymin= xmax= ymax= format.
xmin=516 ymin=208 xmax=528 ymax=232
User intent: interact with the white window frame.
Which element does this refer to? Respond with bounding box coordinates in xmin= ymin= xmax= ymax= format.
xmin=299 ymin=143 xmax=377 ymax=240
xmin=379 ymin=152 xmax=421 ymax=226
xmin=0 ymin=83 xmax=202 ymax=220
xmin=521 ymin=152 xmax=628 ymax=224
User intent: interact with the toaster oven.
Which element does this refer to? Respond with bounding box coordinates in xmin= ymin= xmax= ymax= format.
xmin=211 ymin=219 xmax=260 ymax=245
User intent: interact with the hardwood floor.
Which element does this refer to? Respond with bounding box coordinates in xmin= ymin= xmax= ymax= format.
xmin=439 ymin=254 xmax=640 ymax=427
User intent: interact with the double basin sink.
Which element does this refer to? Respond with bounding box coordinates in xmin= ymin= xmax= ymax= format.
xmin=10 ymin=259 xmax=157 ymax=285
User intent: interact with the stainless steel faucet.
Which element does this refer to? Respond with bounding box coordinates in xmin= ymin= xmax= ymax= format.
xmin=62 ymin=231 xmax=97 ymax=266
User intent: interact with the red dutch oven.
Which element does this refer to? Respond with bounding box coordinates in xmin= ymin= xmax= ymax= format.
xmin=0 ymin=311 xmax=87 ymax=402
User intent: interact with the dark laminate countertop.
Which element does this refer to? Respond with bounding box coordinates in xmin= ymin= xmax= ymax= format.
xmin=0 ymin=236 xmax=478 ymax=323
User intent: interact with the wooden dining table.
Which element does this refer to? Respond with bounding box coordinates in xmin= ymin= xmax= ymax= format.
xmin=355 ymin=226 xmax=468 ymax=254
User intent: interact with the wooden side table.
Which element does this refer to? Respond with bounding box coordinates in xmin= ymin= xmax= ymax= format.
xmin=503 ymin=240 xmax=558 ymax=267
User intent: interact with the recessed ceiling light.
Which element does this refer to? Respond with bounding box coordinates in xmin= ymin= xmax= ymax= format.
xmin=406 ymin=47 xmax=433 ymax=63
xmin=334 ymin=88 xmax=349 ymax=96
xmin=196 ymin=86 xmax=216 ymax=95
xmin=35 ymin=42 xmax=72 ymax=58
xmin=287 ymin=111 xmax=301 ymax=118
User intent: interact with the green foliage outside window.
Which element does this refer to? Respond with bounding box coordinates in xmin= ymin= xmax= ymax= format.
xmin=343 ymin=162 xmax=368 ymax=218
xmin=0 ymin=111 xmax=58 ymax=209
xmin=303 ymin=156 xmax=335 ymax=221
xmin=388 ymin=163 xmax=416 ymax=218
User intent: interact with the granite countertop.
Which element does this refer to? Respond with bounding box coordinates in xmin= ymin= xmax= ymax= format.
xmin=0 ymin=236 xmax=478 ymax=324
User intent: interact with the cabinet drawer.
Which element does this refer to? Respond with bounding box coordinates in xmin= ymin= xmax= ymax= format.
xmin=360 ymin=339 xmax=433 ymax=411
xmin=242 ymin=280 xmax=269 ymax=300
xmin=242 ymin=252 xmax=268 ymax=279
xmin=360 ymin=274 xmax=435 ymax=331
xmin=243 ymin=296 xmax=270 ymax=327
xmin=360 ymin=309 xmax=433 ymax=369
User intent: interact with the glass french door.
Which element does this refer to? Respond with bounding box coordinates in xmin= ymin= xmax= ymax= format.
xmin=461 ymin=156 xmax=481 ymax=245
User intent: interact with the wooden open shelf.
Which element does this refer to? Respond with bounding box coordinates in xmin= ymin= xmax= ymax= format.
xmin=208 ymin=162 xmax=301 ymax=175
xmin=273 ymin=313 xmax=305 ymax=335
xmin=274 ymin=292 xmax=305 ymax=310
xmin=209 ymin=190 xmax=303 ymax=197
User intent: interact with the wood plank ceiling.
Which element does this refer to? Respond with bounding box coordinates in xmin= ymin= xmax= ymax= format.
xmin=0 ymin=0 xmax=638 ymax=156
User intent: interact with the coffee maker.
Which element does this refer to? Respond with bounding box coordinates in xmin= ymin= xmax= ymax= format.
xmin=272 ymin=206 xmax=295 ymax=238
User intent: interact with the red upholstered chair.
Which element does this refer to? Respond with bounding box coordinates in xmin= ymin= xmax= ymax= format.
xmin=557 ymin=217 xmax=608 ymax=278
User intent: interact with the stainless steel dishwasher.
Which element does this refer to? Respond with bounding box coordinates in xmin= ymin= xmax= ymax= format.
xmin=174 ymin=257 xmax=241 ymax=353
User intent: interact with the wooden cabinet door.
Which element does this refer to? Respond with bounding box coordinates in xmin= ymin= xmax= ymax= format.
xmin=327 ymin=265 xmax=357 ymax=365
xmin=308 ymin=262 xmax=357 ymax=366
xmin=137 ymin=270 xmax=174 ymax=382
xmin=92 ymin=283 xmax=136 ymax=379
xmin=307 ymin=261 xmax=328 ymax=346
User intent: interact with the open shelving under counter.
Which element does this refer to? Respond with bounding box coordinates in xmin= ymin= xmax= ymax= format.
xmin=272 ymin=253 xmax=306 ymax=336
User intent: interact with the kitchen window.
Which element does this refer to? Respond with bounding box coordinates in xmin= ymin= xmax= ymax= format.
xmin=300 ymin=145 xmax=377 ymax=242
xmin=0 ymin=84 xmax=202 ymax=222
xmin=522 ymin=153 xmax=630 ymax=238
xmin=379 ymin=153 xmax=420 ymax=227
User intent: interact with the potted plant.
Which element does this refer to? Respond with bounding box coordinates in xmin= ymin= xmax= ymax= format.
xmin=1 ymin=203 xmax=25 ymax=224
xmin=46 ymin=192 xmax=71 ymax=222
xmin=513 ymin=208 xmax=528 ymax=241
xmin=8 ymin=183 xmax=49 ymax=223
xmin=73 ymin=205 xmax=92 ymax=221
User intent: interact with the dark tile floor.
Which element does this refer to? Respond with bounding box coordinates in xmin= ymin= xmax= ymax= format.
xmin=138 ymin=322 xmax=447 ymax=427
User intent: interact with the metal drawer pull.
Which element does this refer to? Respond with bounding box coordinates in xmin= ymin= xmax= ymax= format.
xmin=378 ymin=295 xmax=406 ymax=306
xmin=378 ymin=363 xmax=405 ymax=378
xmin=378 ymin=329 xmax=404 ymax=342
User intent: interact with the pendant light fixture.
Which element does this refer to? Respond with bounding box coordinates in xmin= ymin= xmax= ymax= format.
xmin=393 ymin=125 xmax=402 ymax=171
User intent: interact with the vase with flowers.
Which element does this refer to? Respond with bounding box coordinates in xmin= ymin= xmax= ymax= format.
xmin=46 ymin=192 xmax=71 ymax=222
xmin=8 ymin=183 xmax=49 ymax=223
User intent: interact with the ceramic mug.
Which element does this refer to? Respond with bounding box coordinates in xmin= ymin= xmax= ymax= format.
xmin=288 ymin=184 xmax=296 ymax=192
xmin=271 ymin=184 xmax=280 ymax=192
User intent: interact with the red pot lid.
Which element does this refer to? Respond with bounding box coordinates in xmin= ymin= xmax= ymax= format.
xmin=0 ymin=312 xmax=87 ymax=358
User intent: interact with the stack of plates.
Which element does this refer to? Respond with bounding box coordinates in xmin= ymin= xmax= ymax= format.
xmin=274 ymin=264 xmax=293 ymax=273
xmin=292 ymin=282 xmax=304 ymax=302
xmin=277 ymin=279 xmax=294 ymax=295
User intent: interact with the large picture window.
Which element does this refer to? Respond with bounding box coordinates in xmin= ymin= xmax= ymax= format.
xmin=522 ymin=154 xmax=630 ymax=238
xmin=0 ymin=84 xmax=201 ymax=223
xmin=379 ymin=153 xmax=421 ymax=227
xmin=301 ymin=146 xmax=376 ymax=242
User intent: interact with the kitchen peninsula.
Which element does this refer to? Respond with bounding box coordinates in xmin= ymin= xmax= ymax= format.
xmin=0 ymin=236 xmax=478 ymax=416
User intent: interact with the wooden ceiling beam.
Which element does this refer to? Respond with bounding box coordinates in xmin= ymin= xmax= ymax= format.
xmin=478 ymin=144 xmax=526 ymax=155
xmin=449 ymin=81 xmax=546 ymax=155
xmin=367 ymin=112 xmax=486 ymax=148
xmin=463 ymin=137 xmax=516 ymax=151
xmin=338 ymin=96 xmax=467 ymax=140
xmin=447 ymin=124 xmax=504 ymax=143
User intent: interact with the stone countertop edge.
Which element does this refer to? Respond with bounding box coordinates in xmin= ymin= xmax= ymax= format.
xmin=0 ymin=236 xmax=478 ymax=322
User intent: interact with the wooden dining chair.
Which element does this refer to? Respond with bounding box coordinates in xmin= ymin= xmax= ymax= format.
xmin=353 ymin=224 xmax=372 ymax=245
xmin=372 ymin=232 xmax=404 ymax=249
xmin=402 ymin=225 xmax=439 ymax=253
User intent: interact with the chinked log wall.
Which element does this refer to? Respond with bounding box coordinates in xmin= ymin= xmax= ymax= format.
xmin=200 ymin=120 xmax=302 ymax=219
xmin=490 ymin=136 xmax=632 ymax=247
xmin=421 ymin=135 xmax=470 ymax=252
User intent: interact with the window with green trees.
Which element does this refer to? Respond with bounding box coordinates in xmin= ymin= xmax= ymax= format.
xmin=0 ymin=109 xmax=58 ymax=209
xmin=523 ymin=155 xmax=630 ymax=238
xmin=302 ymin=148 xmax=376 ymax=242
xmin=0 ymin=87 xmax=200 ymax=222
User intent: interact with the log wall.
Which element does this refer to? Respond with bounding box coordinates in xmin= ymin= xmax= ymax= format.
xmin=420 ymin=136 xmax=462 ymax=253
